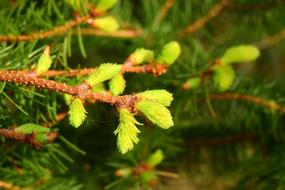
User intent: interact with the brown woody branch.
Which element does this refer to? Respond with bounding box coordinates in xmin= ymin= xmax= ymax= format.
xmin=0 ymin=128 xmax=57 ymax=148
xmin=209 ymin=92 xmax=285 ymax=114
xmin=256 ymin=27 xmax=285 ymax=49
xmin=154 ymin=0 xmax=176 ymax=26
xmin=68 ymin=28 xmax=142 ymax=38
xmin=0 ymin=70 xmax=138 ymax=108
xmin=0 ymin=9 xmax=101 ymax=42
xmin=178 ymin=0 xmax=230 ymax=36
xmin=0 ymin=181 xmax=22 ymax=190
xmin=29 ymin=63 xmax=168 ymax=78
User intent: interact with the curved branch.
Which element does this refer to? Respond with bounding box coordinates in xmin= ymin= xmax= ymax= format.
xmin=209 ymin=92 xmax=285 ymax=114
xmin=0 ymin=10 xmax=99 ymax=42
xmin=178 ymin=0 xmax=230 ymax=36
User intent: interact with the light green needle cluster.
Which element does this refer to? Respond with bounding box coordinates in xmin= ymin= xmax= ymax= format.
xmin=146 ymin=149 xmax=164 ymax=167
xmin=136 ymin=100 xmax=174 ymax=129
xmin=156 ymin=41 xmax=181 ymax=65
xmin=114 ymin=108 xmax=141 ymax=154
xmin=213 ymin=65 xmax=235 ymax=91
xmin=109 ymin=74 xmax=126 ymax=95
xmin=138 ymin=90 xmax=173 ymax=107
xmin=129 ymin=48 xmax=154 ymax=65
xmin=94 ymin=16 xmax=119 ymax=33
xmin=86 ymin=63 xmax=122 ymax=87
xmin=68 ymin=98 xmax=87 ymax=128
xmin=35 ymin=46 xmax=52 ymax=75
xmin=220 ymin=45 xmax=260 ymax=65
xmin=96 ymin=0 xmax=118 ymax=12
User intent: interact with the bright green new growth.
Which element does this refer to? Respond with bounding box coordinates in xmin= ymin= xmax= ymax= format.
xmin=129 ymin=48 xmax=154 ymax=65
xmin=114 ymin=108 xmax=141 ymax=154
xmin=140 ymin=171 xmax=157 ymax=183
xmin=213 ymin=65 xmax=235 ymax=91
xmin=156 ymin=41 xmax=181 ymax=65
xmin=186 ymin=77 xmax=201 ymax=89
xmin=35 ymin=46 xmax=52 ymax=75
xmin=94 ymin=16 xmax=119 ymax=33
xmin=15 ymin=123 xmax=50 ymax=134
xmin=136 ymin=100 xmax=174 ymax=129
xmin=220 ymin=45 xmax=260 ymax=65
xmin=68 ymin=98 xmax=87 ymax=128
xmin=96 ymin=0 xmax=118 ymax=12
xmin=64 ymin=0 xmax=83 ymax=11
xmin=146 ymin=149 xmax=164 ymax=167
xmin=92 ymin=82 xmax=106 ymax=93
xmin=138 ymin=90 xmax=173 ymax=107
xmin=86 ymin=63 xmax=122 ymax=86
xmin=64 ymin=94 xmax=72 ymax=105
xmin=109 ymin=74 xmax=126 ymax=95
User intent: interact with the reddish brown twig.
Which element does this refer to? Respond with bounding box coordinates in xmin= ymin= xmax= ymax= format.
xmin=69 ymin=28 xmax=142 ymax=38
xmin=0 ymin=128 xmax=57 ymax=148
xmin=0 ymin=70 xmax=139 ymax=111
xmin=32 ymin=63 xmax=168 ymax=78
xmin=154 ymin=0 xmax=176 ymax=25
xmin=0 ymin=9 xmax=100 ymax=42
xmin=0 ymin=181 xmax=22 ymax=190
xmin=45 ymin=110 xmax=69 ymax=128
xmin=178 ymin=0 xmax=230 ymax=36
xmin=229 ymin=0 xmax=285 ymax=11
xmin=209 ymin=92 xmax=285 ymax=114
xmin=256 ymin=27 xmax=285 ymax=49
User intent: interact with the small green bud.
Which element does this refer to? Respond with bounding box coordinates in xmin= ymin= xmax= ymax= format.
xmin=96 ymin=0 xmax=118 ymax=12
xmin=36 ymin=46 xmax=52 ymax=75
xmin=64 ymin=94 xmax=72 ymax=105
xmin=92 ymin=82 xmax=106 ymax=93
xmin=129 ymin=48 xmax=154 ymax=65
xmin=109 ymin=74 xmax=126 ymax=95
xmin=138 ymin=90 xmax=173 ymax=107
xmin=220 ymin=45 xmax=260 ymax=65
xmin=136 ymin=100 xmax=174 ymax=129
xmin=146 ymin=149 xmax=164 ymax=167
xmin=115 ymin=167 xmax=133 ymax=177
xmin=86 ymin=63 xmax=122 ymax=86
xmin=156 ymin=41 xmax=181 ymax=65
xmin=114 ymin=108 xmax=141 ymax=154
xmin=213 ymin=65 xmax=235 ymax=91
xmin=64 ymin=0 xmax=83 ymax=11
xmin=184 ymin=77 xmax=201 ymax=89
xmin=35 ymin=132 xmax=58 ymax=145
xmin=15 ymin=123 xmax=50 ymax=134
xmin=93 ymin=16 xmax=119 ymax=33
xmin=68 ymin=98 xmax=87 ymax=128
xmin=140 ymin=171 xmax=157 ymax=184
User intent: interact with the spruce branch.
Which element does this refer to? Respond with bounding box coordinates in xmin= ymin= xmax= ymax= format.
xmin=209 ymin=92 xmax=285 ymax=114
xmin=0 ymin=8 xmax=101 ymax=42
xmin=68 ymin=28 xmax=142 ymax=38
xmin=0 ymin=181 xmax=22 ymax=190
xmin=153 ymin=0 xmax=175 ymax=26
xmin=0 ymin=70 xmax=139 ymax=108
xmin=178 ymin=0 xmax=230 ymax=36
xmin=0 ymin=127 xmax=58 ymax=148
xmin=228 ymin=0 xmax=285 ymax=11
xmin=256 ymin=27 xmax=285 ymax=49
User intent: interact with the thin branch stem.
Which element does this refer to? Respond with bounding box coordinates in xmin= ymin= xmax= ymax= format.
xmin=0 ymin=181 xmax=22 ymax=190
xmin=0 ymin=128 xmax=57 ymax=148
xmin=69 ymin=28 xmax=142 ymax=38
xmin=154 ymin=0 xmax=176 ymax=26
xmin=209 ymin=92 xmax=285 ymax=114
xmin=178 ymin=0 xmax=230 ymax=36
xmin=256 ymin=27 xmax=285 ymax=49
xmin=0 ymin=9 xmax=100 ymax=42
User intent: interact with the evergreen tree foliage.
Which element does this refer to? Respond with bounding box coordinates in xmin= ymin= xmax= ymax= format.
xmin=0 ymin=0 xmax=285 ymax=189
